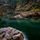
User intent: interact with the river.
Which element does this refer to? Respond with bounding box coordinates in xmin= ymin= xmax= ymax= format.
xmin=22 ymin=32 xmax=28 ymax=40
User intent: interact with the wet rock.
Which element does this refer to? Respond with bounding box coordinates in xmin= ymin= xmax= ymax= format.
xmin=0 ymin=27 xmax=24 ymax=40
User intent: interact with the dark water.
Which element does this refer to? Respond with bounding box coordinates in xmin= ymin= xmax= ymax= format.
xmin=0 ymin=18 xmax=40 ymax=40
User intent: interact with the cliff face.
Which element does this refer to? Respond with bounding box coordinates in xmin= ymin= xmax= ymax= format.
xmin=37 ymin=0 xmax=40 ymax=2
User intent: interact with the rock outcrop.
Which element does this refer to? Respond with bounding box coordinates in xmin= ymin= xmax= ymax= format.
xmin=0 ymin=27 xmax=24 ymax=40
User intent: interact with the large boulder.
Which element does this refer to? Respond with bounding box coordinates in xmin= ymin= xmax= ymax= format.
xmin=0 ymin=27 xmax=24 ymax=40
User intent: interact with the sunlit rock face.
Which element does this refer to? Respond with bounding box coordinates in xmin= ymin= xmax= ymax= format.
xmin=0 ymin=27 xmax=24 ymax=40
